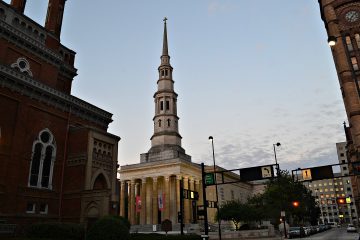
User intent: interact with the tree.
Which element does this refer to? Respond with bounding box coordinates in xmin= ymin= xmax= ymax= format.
xmin=249 ymin=170 xmax=320 ymax=226
xmin=218 ymin=200 xmax=262 ymax=230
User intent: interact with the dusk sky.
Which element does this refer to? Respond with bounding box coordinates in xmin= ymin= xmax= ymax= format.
xmin=9 ymin=0 xmax=348 ymax=172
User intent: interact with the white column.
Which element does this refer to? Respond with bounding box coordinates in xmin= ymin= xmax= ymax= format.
xmin=164 ymin=176 xmax=170 ymax=220
xmin=120 ymin=180 xmax=126 ymax=217
xmin=152 ymin=177 xmax=158 ymax=224
xmin=141 ymin=178 xmax=147 ymax=224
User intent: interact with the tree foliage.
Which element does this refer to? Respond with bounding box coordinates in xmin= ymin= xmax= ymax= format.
xmin=86 ymin=216 xmax=130 ymax=240
xmin=250 ymin=170 xmax=320 ymax=226
xmin=218 ymin=200 xmax=263 ymax=230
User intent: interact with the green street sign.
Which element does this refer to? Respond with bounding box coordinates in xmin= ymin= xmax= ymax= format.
xmin=205 ymin=173 xmax=215 ymax=186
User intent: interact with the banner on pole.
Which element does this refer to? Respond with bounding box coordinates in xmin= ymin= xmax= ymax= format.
xmin=158 ymin=193 xmax=165 ymax=211
xmin=136 ymin=196 xmax=141 ymax=212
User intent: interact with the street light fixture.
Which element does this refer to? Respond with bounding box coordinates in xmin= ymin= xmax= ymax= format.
xmin=327 ymin=36 xmax=337 ymax=46
xmin=327 ymin=34 xmax=360 ymax=99
xmin=273 ymin=142 xmax=281 ymax=176
xmin=208 ymin=136 xmax=221 ymax=240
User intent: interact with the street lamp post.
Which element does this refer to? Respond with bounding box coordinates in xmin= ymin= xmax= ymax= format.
xmin=273 ymin=142 xmax=286 ymax=238
xmin=273 ymin=142 xmax=281 ymax=176
xmin=209 ymin=136 xmax=221 ymax=240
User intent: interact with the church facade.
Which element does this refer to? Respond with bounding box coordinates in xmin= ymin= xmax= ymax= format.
xmin=0 ymin=0 xmax=120 ymax=228
xmin=119 ymin=19 xmax=254 ymax=229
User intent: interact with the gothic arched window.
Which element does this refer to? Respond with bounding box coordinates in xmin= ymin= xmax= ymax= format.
xmin=28 ymin=129 xmax=56 ymax=189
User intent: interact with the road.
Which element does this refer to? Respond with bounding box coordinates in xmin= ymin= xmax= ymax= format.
xmin=288 ymin=227 xmax=358 ymax=240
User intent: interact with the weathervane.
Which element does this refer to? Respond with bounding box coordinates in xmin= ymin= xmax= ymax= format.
xmin=163 ymin=17 xmax=167 ymax=23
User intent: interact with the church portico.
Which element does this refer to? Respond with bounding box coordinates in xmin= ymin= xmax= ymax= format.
xmin=120 ymin=159 xmax=203 ymax=225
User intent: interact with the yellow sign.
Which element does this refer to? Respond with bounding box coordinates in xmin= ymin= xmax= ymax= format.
xmin=261 ymin=166 xmax=272 ymax=178
xmin=302 ymin=169 xmax=312 ymax=181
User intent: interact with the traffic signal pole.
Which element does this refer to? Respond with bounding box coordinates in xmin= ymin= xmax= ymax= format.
xmin=201 ymin=163 xmax=209 ymax=239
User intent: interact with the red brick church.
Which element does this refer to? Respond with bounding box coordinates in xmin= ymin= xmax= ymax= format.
xmin=0 ymin=0 xmax=120 ymax=228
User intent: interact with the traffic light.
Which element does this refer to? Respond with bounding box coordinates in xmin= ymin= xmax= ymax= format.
xmin=292 ymin=201 xmax=300 ymax=207
xmin=337 ymin=198 xmax=346 ymax=205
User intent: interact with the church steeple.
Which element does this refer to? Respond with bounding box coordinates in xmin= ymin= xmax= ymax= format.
xmin=162 ymin=17 xmax=169 ymax=57
xmin=149 ymin=18 xmax=185 ymax=156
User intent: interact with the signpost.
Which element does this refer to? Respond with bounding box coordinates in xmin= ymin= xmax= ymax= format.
xmin=292 ymin=162 xmax=359 ymax=183
xmin=205 ymin=173 xmax=215 ymax=186
xmin=203 ymin=164 xmax=277 ymax=187
xmin=200 ymin=163 xmax=278 ymax=240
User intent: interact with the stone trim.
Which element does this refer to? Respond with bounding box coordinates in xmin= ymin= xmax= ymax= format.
xmin=0 ymin=21 xmax=61 ymax=64
xmin=0 ymin=64 xmax=113 ymax=127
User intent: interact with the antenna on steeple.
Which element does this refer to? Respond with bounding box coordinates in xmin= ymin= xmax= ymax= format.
xmin=162 ymin=17 xmax=168 ymax=56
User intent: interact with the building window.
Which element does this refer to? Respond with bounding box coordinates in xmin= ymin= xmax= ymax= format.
xmin=26 ymin=202 xmax=35 ymax=213
xmin=355 ymin=34 xmax=360 ymax=49
xmin=340 ymin=153 xmax=344 ymax=157
xmin=220 ymin=188 xmax=225 ymax=201
xmin=343 ymin=166 xmax=347 ymax=171
xmin=165 ymin=69 xmax=168 ymax=76
xmin=160 ymin=101 xmax=164 ymax=111
xmin=28 ymin=129 xmax=56 ymax=189
xmin=166 ymin=101 xmax=170 ymax=110
xmin=158 ymin=120 xmax=161 ymax=127
xmin=351 ymin=57 xmax=359 ymax=71
xmin=346 ymin=36 xmax=353 ymax=51
xmin=167 ymin=119 xmax=170 ymax=127
xmin=40 ymin=203 xmax=48 ymax=214
xmin=342 ymin=160 xmax=346 ymax=164
xmin=231 ymin=190 xmax=234 ymax=200
xmin=346 ymin=180 xmax=351 ymax=184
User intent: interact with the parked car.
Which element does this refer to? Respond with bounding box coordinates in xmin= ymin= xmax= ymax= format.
xmin=347 ymin=224 xmax=357 ymax=233
xmin=310 ymin=225 xmax=318 ymax=234
xmin=303 ymin=226 xmax=311 ymax=236
xmin=288 ymin=227 xmax=305 ymax=239
xmin=328 ymin=222 xmax=338 ymax=228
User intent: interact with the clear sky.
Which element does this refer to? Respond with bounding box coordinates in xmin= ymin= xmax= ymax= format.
xmin=8 ymin=0 xmax=347 ymax=172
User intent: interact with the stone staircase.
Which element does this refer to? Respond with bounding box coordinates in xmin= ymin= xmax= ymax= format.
xmin=130 ymin=223 xmax=200 ymax=234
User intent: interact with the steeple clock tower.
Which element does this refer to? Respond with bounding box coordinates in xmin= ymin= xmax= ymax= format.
xmin=141 ymin=18 xmax=191 ymax=163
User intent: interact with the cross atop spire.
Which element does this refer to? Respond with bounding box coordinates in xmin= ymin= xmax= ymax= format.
xmin=162 ymin=17 xmax=169 ymax=57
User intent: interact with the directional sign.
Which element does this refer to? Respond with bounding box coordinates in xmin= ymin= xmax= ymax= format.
xmin=261 ymin=166 xmax=273 ymax=178
xmin=240 ymin=165 xmax=274 ymax=181
xmin=302 ymin=169 xmax=312 ymax=181
xmin=295 ymin=166 xmax=334 ymax=182
xmin=205 ymin=173 xmax=215 ymax=186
